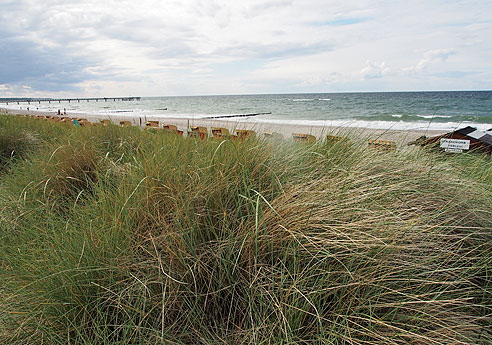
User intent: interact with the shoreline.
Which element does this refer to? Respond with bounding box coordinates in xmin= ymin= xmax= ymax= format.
xmin=1 ymin=106 xmax=447 ymax=144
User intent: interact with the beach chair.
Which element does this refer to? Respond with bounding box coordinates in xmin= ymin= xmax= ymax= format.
xmin=59 ymin=117 xmax=72 ymax=125
xmin=188 ymin=126 xmax=208 ymax=139
xmin=293 ymin=133 xmax=316 ymax=143
xmin=236 ymin=129 xmax=256 ymax=140
xmin=100 ymin=119 xmax=112 ymax=126
xmin=77 ymin=118 xmax=91 ymax=127
xmin=163 ymin=124 xmax=178 ymax=131
xmin=49 ymin=117 xmax=61 ymax=122
xmin=264 ymin=131 xmax=283 ymax=140
xmin=368 ymin=139 xmax=396 ymax=151
xmin=162 ymin=124 xmax=183 ymax=136
xmin=120 ymin=120 xmax=132 ymax=127
xmin=211 ymin=127 xmax=230 ymax=139
xmin=326 ymin=135 xmax=351 ymax=145
xmin=145 ymin=120 xmax=160 ymax=129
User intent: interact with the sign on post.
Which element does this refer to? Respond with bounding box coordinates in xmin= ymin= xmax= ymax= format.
xmin=440 ymin=139 xmax=470 ymax=153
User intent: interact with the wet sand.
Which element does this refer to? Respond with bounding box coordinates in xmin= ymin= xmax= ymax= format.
xmin=1 ymin=107 xmax=446 ymax=144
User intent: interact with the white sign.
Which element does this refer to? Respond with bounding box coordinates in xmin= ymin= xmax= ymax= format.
xmin=444 ymin=148 xmax=463 ymax=153
xmin=440 ymin=139 xmax=470 ymax=150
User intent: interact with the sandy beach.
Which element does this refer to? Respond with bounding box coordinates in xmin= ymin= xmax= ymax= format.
xmin=0 ymin=106 xmax=447 ymax=145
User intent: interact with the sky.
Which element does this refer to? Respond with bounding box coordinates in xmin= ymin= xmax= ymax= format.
xmin=0 ymin=0 xmax=491 ymax=97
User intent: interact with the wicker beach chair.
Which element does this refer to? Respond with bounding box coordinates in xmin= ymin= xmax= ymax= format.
xmin=236 ymin=129 xmax=256 ymax=140
xmin=264 ymin=131 xmax=283 ymax=140
xmin=76 ymin=118 xmax=91 ymax=127
xmin=145 ymin=120 xmax=160 ymax=129
xmin=211 ymin=127 xmax=230 ymax=139
xmin=120 ymin=120 xmax=132 ymax=127
xmin=326 ymin=135 xmax=351 ymax=145
xmin=188 ymin=126 xmax=208 ymax=139
xmin=59 ymin=117 xmax=72 ymax=125
xmin=162 ymin=124 xmax=183 ymax=136
xmin=100 ymin=119 xmax=112 ymax=126
xmin=292 ymin=133 xmax=316 ymax=143
xmin=368 ymin=139 xmax=396 ymax=151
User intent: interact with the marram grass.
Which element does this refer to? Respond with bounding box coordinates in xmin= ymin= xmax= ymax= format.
xmin=0 ymin=115 xmax=491 ymax=344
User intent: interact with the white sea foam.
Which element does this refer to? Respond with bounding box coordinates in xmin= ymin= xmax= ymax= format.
xmin=416 ymin=114 xmax=453 ymax=119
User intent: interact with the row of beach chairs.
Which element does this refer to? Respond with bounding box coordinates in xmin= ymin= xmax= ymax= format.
xmin=26 ymin=115 xmax=397 ymax=150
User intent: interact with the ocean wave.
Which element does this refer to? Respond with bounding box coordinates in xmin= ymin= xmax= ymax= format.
xmin=392 ymin=114 xmax=453 ymax=120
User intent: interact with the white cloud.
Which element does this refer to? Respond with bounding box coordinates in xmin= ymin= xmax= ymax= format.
xmin=360 ymin=61 xmax=390 ymax=79
xmin=404 ymin=49 xmax=456 ymax=74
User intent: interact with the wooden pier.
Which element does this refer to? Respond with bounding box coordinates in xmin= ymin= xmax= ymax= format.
xmin=0 ymin=97 xmax=141 ymax=105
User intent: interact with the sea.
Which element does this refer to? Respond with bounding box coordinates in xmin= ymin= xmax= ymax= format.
xmin=3 ymin=91 xmax=492 ymax=131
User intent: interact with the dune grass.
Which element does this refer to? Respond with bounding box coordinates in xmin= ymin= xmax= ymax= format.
xmin=0 ymin=115 xmax=491 ymax=344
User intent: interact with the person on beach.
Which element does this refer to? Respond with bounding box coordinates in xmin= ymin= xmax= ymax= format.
xmin=58 ymin=109 xmax=61 ymax=115
xmin=64 ymin=108 xmax=66 ymax=115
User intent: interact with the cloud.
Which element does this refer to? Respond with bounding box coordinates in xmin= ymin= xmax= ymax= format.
xmin=360 ymin=61 xmax=390 ymax=79
xmin=0 ymin=35 xmax=94 ymax=92
xmin=416 ymin=49 xmax=455 ymax=71
xmin=404 ymin=49 xmax=456 ymax=74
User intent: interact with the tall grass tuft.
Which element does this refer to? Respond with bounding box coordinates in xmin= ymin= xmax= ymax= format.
xmin=0 ymin=115 xmax=491 ymax=344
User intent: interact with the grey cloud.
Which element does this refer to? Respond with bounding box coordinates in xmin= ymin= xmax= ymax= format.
xmin=0 ymin=29 xmax=95 ymax=92
xmin=100 ymin=20 xmax=201 ymax=59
